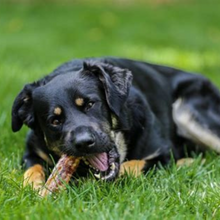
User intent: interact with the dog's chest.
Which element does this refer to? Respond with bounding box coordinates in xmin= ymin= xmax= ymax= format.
xmin=111 ymin=131 xmax=127 ymax=163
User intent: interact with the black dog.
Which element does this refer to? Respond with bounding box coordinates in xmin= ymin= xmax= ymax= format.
xmin=12 ymin=57 xmax=220 ymax=189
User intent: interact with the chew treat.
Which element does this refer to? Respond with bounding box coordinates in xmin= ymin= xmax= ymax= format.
xmin=39 ymin=154 xmax=80 ymax=197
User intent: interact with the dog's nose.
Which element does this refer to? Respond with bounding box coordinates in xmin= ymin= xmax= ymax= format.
xmin=74 ymin=131 xmax=95 ymax=150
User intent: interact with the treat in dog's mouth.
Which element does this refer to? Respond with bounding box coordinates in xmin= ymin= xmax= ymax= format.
xmin=81 ymin=146 xmax=120 ymax=181
xmin=39 ymin=146 xmax=120 ymax=197
xmin=39 ymin=154 xmax=80 ymax=197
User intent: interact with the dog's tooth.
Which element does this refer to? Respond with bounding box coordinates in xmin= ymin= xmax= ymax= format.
xmin=94 ymin=173 xmax=101 ymax=179
xmin=110 ymin=163 xmax=116 ymax=171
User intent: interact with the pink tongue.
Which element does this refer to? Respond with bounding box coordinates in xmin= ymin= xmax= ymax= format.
xmin=87 ymin=152 xmax=108 ymax=171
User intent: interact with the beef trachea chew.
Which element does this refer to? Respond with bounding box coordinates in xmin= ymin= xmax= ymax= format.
xmin=39 ymin=154 xmax=80 ymax=197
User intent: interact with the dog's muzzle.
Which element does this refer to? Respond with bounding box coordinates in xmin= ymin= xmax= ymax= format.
xmin=67 ymin=126 xmax=120 ymax=181
xmin=73 ymin=128 xmax=95 ymax=151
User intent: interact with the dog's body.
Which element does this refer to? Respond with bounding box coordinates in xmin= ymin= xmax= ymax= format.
xmin=12 ymin=57 xmax=220 ymax=188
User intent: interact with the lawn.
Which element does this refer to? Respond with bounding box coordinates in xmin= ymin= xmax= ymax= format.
xmin=1 ymin=0 xmax=220 ymax=219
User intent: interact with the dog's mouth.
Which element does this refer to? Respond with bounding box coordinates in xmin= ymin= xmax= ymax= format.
xmin=81 ymin=146 xmax=120 ymax=181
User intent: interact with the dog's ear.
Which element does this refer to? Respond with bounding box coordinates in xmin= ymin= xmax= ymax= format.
xmin=83 ymin=61 xmax=133 ymax=117
xmin=12 ymin=82 xmax=41 ymax=132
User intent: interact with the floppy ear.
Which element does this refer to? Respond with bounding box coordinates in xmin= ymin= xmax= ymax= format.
xmin=12 ymin=82 xmax=41 ymax=132
xmin=83 ymin=61 xmax=133 ymax=117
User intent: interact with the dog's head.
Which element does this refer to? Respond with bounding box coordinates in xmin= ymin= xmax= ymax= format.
xmin=12 ymin=61 xmax=132 ymax=180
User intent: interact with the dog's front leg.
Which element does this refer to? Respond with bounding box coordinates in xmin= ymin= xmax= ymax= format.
xmin=119 ymin=160 xmax=146 ymax=177
xmin=119 ymin=151 xmax=171 ymax=177
xmin=22 ymin=149 xmax=48 ymax=190
xmin=23 ymin=163 xmax=45 ymax=190
xmin=22 ymin=131 xmax=56 ymax=190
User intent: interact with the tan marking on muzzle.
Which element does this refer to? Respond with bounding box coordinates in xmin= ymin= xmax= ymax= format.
xmin=54 ymin=107 xmax=62 ymax=115
xmin=75 ymin=98 xmax=84 ymax=106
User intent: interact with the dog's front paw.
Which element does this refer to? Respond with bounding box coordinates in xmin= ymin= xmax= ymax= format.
xmin=120 ymin=160 xmax=145 ymax=177
xmin=23 ymin=164 xmax=45 ymax=190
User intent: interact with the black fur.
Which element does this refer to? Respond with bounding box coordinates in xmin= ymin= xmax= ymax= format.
xmin=12 ymin=57 xmax=220 ymax=180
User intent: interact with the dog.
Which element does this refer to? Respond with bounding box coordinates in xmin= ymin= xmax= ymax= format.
xmin=12 ymin=57 xmax=220 ymax=189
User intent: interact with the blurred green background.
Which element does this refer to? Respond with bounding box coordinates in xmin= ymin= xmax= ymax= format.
xmin=1 ymin=0 xmax=220 ymax=219
xmin=1 ymin=0 xmax=220 ymax=157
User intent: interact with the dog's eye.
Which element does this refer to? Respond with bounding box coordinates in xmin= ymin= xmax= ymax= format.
xmin=85 ymin=101 xmax=95 ymax=111
xmin=51 ymin=119 xmax=62 ymax=126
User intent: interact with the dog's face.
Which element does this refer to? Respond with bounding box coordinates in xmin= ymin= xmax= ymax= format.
xmin=33 ymin=70 xmax=112 ymax=156
xmin=12 ymin=61 xmax=132 ymax=180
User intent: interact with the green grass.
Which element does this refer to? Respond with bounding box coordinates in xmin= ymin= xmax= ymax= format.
xmin=1 ymin=1 xmax=220 ymax=219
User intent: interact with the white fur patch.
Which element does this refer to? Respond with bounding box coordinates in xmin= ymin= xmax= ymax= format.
xmin=173 ymin=98 xmax=220 ymax=153
xmin=111 ymin=131 xmax=127 ymax=163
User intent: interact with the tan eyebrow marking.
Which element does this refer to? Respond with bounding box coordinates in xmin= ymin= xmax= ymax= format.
xmin=75 ymin=98 xmax=84 ymax=107
xmin=54 ymin=107 xmax=62 ymax=115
